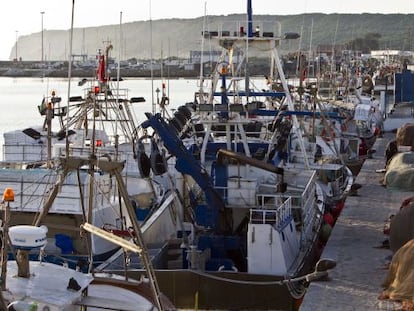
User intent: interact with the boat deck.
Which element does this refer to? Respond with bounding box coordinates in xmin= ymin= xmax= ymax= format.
xmin=300 ymin=116 xmax=412 ymax=310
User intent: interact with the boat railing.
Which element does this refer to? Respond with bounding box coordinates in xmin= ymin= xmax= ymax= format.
xmin=83 ymin=86 xmax=129 ymax=102
xmin=300 ymin=176 xmax=318 ymax=227
xmin=249 ymin=197 xmax=292 ymax=231
xmin=3 ymin=143 xmax=49 ymax=163
xmin=203 ymin=20 xmax=281 ymax=39
xmin=287 ymin=174 xmax=321 ymax=247
xmin=0 ymin=169 xmax=111 ymax=214
xmin=301 ymin=172 xmax=318 ymax=209
xmin=196 ymin=102 xmax=277 ymax=118
xmin=200 ymin=119 xmax=273 ymax=140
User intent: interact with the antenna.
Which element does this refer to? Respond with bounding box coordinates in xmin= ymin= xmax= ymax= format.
xmin=247 ymin=0 xmax=253 ymax=37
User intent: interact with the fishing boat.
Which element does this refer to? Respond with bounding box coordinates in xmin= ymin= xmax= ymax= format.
xmin=292 ymin=46 xmax=383 ymax=177
xmin=0 ymin=91 xmax=178 ymax=310
xmin=0 ymin=4 xmax=179 ymax=310
xmin=321 ymin=63 xmax=384 ymax=160
xmin=105 ymin=111 xmax=336 ymax=310
xmin=97 ymin=2 xmax=340 ymax=309
xmin=0 ymin=43 xmax=183 ymax=270
xmin=0 ymin=177 xmax=176 ymax=310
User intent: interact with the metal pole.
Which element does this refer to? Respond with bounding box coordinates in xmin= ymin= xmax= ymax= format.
xmin=1 ymin=202 xmax=9 ymax=291
xmin=66 ymin=0 xmax=75 ymax=156
xmin=41 ymin=11 xmax=45 ymax=64
xmin=247 ymin=0 xmax=253 ymax=37
xmin=15 ymin=31 xmax=18 ymax=61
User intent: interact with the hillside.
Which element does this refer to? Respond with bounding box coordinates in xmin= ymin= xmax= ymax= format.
xmin=11 ymin=13 xmax=414 ymax=61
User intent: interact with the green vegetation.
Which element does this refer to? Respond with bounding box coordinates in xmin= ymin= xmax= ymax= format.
xmin=11 ymin=13 xmax=414 ymax=61
xmin=276 ymin=13 xmax=414 ymax=53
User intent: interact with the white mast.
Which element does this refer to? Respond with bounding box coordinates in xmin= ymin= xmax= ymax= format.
xmin=149 ymin=0 xmax=155 ymax=114
xmin=65 ymin=0 xmax=75 ymax=156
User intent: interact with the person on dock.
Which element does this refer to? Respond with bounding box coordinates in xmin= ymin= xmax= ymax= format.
xmin=378 ymin=196 xmax=414 ymax=311
xmin=379 ymin=238 xmax=414 ymax=311
xmin=388 ymin=195 xmax=414 ymax=253
xmin=385 ymin=140 xmax=399 ymax=169
xmin=376 ymin=139 xmax=398 ymax=174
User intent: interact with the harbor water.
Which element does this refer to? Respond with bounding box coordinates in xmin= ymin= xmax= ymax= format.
xmin=0 ymin=77 xmax=198 ymax=152
xmin=0 ymin=76 xmax=276 ymax=154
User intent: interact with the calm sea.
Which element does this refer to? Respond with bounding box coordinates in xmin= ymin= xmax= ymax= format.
xmin=0 ymin=77 xmax=201 ymax=154
xmin=0 ymin=76 xmax=274 ymax=156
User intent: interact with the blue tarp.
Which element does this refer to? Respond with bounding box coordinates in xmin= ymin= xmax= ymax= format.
xmin=395 ymin=70 xmax=414 ymax=103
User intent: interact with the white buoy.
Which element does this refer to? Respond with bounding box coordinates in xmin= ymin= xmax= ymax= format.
xmin=9 ymin=225 xmax=48 ymax=250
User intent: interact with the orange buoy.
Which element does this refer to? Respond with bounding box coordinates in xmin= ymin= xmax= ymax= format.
xmin=3 ymin=188 xmax=14 ymax=202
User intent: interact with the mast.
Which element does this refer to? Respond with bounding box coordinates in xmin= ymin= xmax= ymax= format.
xmin=0 ymin=190 xmax=12 ymax=291
xmin=247 ymin=0 xmax=253 ymax=37
xmin=46 ymin=95 xmax=53 ymax=168
xmin=66 ymin=0 xmax=75 ymax=157
xmin=245 ymin=0 xmax=253 ymax=99
xmin=115 ymin=11 xmax=123 ymax=160
xmin=199 ymin=2 xmax=207 ymax=105
xmin=149 ymin=0 xmax=155 ymax=114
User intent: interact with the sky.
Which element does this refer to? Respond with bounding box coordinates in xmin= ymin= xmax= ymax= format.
xmin=3 ymin=0 xmax=414 ymax=61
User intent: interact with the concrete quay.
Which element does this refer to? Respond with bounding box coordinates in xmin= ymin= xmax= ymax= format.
xmin=300 ymin=131 xmax=412 ymax=311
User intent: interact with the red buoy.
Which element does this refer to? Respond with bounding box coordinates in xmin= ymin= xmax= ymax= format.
xmin=323 ymin=213 xmax=334 ymax=226
xmin=331 ymin=201 xmax=345 ymax=218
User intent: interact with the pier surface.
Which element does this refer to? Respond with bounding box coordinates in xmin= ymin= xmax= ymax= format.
xmin=300 ymin=116 xmax=413 ymax=310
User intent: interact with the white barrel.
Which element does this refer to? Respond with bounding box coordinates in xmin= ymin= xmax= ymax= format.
xmin=9 ymin=225 xmax=48 ymax=250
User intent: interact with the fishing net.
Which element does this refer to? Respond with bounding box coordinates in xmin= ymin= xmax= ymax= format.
xmin=389 ymin=203 xmax=414 ymax=253
xmin=396 ymin=123 xmax=414 ymax=149
xmin=384 ymin=152 xmax=414 ymax=191
xmin=381 ymin=238 xmax=414 ymax=304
